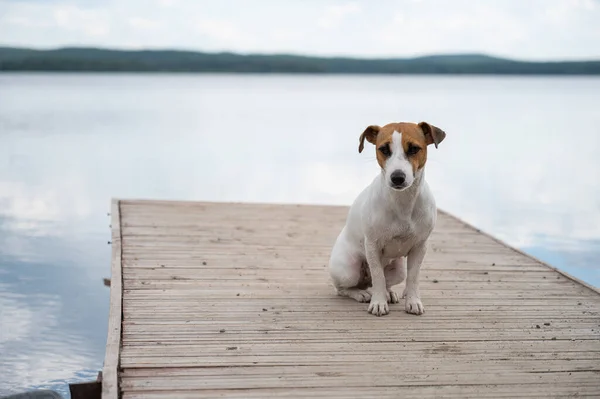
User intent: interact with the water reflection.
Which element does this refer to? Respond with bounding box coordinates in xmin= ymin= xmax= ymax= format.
xmin=0 ymin=74 xmax=599 ymax=396
xmin=0 ymin=230 xmax=108 ymax=396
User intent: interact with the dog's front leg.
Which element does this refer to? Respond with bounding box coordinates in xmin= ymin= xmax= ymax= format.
xmin=404 ymin=241 xmax=426 ymax=315
xmin=364 ymin=239 xmax=389 ymax=316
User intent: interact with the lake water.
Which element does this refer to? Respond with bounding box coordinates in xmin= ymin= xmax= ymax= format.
xmin=0 ymin=73 xmax=599 ymax=397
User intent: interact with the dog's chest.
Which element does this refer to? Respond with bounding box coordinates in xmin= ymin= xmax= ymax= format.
xmin=381 ymin=225 xmax=419 ymax=259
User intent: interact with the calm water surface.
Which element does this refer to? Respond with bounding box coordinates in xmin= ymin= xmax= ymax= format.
xmin=1 ymin=74 xmax=599 ymax=396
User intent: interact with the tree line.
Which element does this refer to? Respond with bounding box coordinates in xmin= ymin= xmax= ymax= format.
xmin=1 ymin=47 xmax=599 ymax=74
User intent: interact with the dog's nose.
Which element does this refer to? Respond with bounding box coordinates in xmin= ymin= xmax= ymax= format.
xmin=390 ymin=171 xmax=406 ymax=186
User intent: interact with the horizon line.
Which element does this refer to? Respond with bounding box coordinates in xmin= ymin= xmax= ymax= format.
xmin=2 ymin=45 xmax=600 ymax=64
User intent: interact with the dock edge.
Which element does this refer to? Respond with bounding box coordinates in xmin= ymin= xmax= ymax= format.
xmin=439 ymin=209 xmax=599 ymax=295
xmin=102 ymin=199 xmax=123 ymax=399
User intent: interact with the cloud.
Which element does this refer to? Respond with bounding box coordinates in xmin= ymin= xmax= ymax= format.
xmin=2 ymin=15 xmax=51 ymax=29
xmin=128 ymin=17 xmax=162 ymax=31
xmin=0 ymin=274 xmax=105 ymax=396
xmin=156 ymin=0 xmax=179 ymax=7
xmin=318 ymin=2 xmax=361 ymax=29
xmin=376 ymin=3 xmax=528 ymax=57
xmin=0 ymin=292 xmax=96 ymax=396
xmin=195 ymin=19 xmax=246 ymax=43
xmin=0 ymin=180 xmax=91 ymax=220
xmin=52 ymin=5 xmax=110 ymax=37
xmin=0 ymin=0 xmax=598 ymax=59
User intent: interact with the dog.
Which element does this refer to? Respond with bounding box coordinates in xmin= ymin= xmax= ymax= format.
xmin=328 ymin=121 xmax=446 ymax=316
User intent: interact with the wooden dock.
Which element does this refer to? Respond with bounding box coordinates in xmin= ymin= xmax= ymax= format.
xmin=103 ymin=199 xmax=600 ymax=399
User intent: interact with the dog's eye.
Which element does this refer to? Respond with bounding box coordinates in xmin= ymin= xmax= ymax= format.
xmin=378 ymin=145 xmax=391 ymax=157
xmin=407 ymin=144 xmax=421 ymax=156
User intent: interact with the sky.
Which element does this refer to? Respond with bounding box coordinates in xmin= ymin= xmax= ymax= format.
xmin=0 ymin=0 xmax=599 ymax=61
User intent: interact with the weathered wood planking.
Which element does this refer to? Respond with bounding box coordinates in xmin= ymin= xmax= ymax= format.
xmin=106 ymin=199 xmax=600 ymax=399
xmin=102 ymin=200 xmax=123 ymax=399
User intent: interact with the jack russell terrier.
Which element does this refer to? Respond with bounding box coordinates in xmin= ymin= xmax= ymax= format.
xmin=328 ymin=121 xmax=446 ymax=316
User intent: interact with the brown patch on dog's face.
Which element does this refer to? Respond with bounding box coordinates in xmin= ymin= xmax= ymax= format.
xmin=399 ymin=123 xmax=428 ymax=174
xmin=372 ymin=128 xmax=394 ymax=170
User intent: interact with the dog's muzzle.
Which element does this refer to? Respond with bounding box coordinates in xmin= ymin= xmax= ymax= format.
xmin=390 ymin=170 xmax=406 ymax=189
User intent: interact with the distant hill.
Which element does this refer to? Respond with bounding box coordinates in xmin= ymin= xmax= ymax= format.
xmin=1 ymin=47 xmax=599 ymax=74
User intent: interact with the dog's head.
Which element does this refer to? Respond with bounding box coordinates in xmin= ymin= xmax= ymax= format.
xmin=358 ymin=121 xmax=446 ymax=191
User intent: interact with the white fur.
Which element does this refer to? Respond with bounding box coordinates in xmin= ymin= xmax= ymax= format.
xmin=384 ymin=132 xmax=415 ymax=189
xmin=328 ymin=130 xmax=437 ymax=316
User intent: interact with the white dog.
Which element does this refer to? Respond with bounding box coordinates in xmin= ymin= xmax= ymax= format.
xmin=328 ymin=121 xmax=446 ymax=316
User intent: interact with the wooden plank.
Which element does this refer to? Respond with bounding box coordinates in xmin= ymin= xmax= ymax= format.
xmin=121 ymin=281 xmax=589 ymax=292
xmin=122 ymin=384 xmax=600 ymax=399
xmin=118 ymin=270 xmax=586 ymax=282
xmin=102 ymin=199 xmax=123 ymax=399
xmin=119 ymin=339 xmax=599 ymax=352
xmin=105 ymin=200 xmax=600 ymax=398
xmin=121 ymin=290 xmax=599 ymax=300
xmin=120 ymin=297 xmax=597 ymax=307
xmin=119 ymin=370 xmax=600 ymax=391
xmin=439 ymin=210 xmax=600 ymax=296
xmin=120 ymin=343 xmax=600 ymax=358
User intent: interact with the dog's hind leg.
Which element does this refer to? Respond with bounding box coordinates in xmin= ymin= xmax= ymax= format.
xmin=337 ymin=286 xmax=372 ymax=303
xmin=331 ymin=262 xmax=372 ymax=303
xmin=384 ymin=258 xmax=406 ymax=304
xmin=329 ymin=246 xmax=372 ymax=303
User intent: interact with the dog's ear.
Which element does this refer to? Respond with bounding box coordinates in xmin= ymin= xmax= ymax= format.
xmin=419 ymin=122 xmax=446 ymax=149
xmin=358 ymin=125 xmax=381 ymax=153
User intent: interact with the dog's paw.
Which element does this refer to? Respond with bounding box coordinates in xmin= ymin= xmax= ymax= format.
xmin=405 ymin=296 xmax=424 ymax=315
xmin=368 ymin=297 xmax=390 ymax=316
xmin=388 ymin=289 xmax=400 ymax=304
xmin=369 ymin=287 xmax=392 ymax=303
xmin=350 ymin=289 xmax=371 ymax=303
xmin=338 ymin=288 xmax=372 ymax=303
